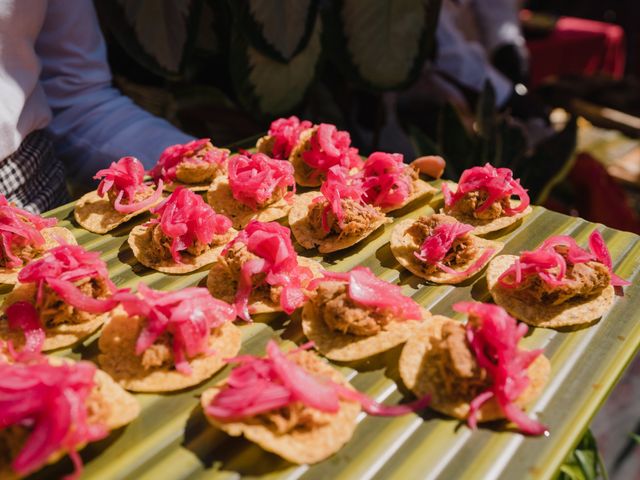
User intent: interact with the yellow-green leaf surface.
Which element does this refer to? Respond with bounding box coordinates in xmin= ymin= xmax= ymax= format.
xmin=17 ymin=188 xmax=640 ymax=480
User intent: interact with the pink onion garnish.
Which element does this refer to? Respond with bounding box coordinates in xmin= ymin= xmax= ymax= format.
xmin=453 ymin=301 xmax=547 ymax=435
xmin=267 ymin=116 xmax=313 ymax=159
xmin=413 ymin=221 xmax=494 ymax=278
xmin=302 ymin=124 xmax=363 ymax=179
xmin=148 ymin=187 xmax=232 ymax=264
xmin=314 ymin=165 xmax=366 ymax=232
xmin=94 ymin=156 xmax=162 ymax=214
xmin=150 ymin=138 xmax=228 ymax=182
xmin=0 ymin=359 xmax=107 ymax=478
xmin=228 ymin=153 xmax=295 ymax=210
xmin=17 ymin=245 xmax=119 ymax=314
xmin=0 ymin=195 xmax=57 ymax=269
xmin=222 ymin=221 xmax=314 ymax=321
xmin=114 ymin=284 xmax=235 ymax=375
xmin=498 ymin=230 xmax=630 ymax=290
xmin=204 ymin=340 xmax=430 ymax=420
xmin=442 ymin=163 xmax=530 ymax=216
xmin=361 ymin=152 xmax=413 ymax=209
xmin=310 ymin=266 xmax=422 ymax=321
xmin=5 ymin=301 xmax=45 ymax=354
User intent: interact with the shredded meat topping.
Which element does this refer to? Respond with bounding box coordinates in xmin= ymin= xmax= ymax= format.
xmin=220 ymin=243 xmax=280 ymax=302
xmin=38 ymin=277 xmax=111 ymax=327
xmin=312 ymin=282 xmax=393 ymax=336
xmin=107 ymin=184 xmax=154 ymax=207
xmin=85 ymin=382 xmax=112 ymax=426
xmin=428 ymin=321 xmax=490 ymax=404
xmin=140 ymin=333 xmax=173 ymax=370
xmin=149 ymin=223 xmax=230 ymax=261
xmin=513 ymin=258 xmax=610 ymax=305
xmin=446 ymin=191 xmax=510 ymax=220
xmin=1 ymin=238 xmax=43 ymax=268
xmin=307 ymin=198 xmax=382 ymax=241
xmin=407 ymin=214 xmax=478 ymax=273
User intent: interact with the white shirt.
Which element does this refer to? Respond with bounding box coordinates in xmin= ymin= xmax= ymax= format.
xmin=0 ymin=0 xmax=192 ymax=188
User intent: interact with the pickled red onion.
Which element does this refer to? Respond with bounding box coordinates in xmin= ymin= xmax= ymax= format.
xmin=267 ymin=116 xmax=313 ymax=159
xmin=148 ymin=187 xmax=232 ymax=264
xmin=0 ymin=195 xmax=57 ymax=269
xmin=228 ymin=153 xmax=295 ymax=210
xmin=17 ymin=245 xmax=119 ymax=314
xmin=453 ymin=301 xmax=546 ymax=435
xmin=498 ymin=230 xmax=630 ymax=290
xmin=204 ymin=340 xmax=429 ymax=420
xmin=114 ymin=283 xmax=235 ymax=375
xmin=0 ymin=360 xmax=107 ymax=478
xmin=223 ymin=221 xmax=314 ymax=321
xmin=150 ymin=138 xmax=228 ymax=182
xmin=316 ymin=165 xmax=365 ymax=231
xmin=302 ymin=124 xmax=362 ymax=176
xmin=5 ymin=301 xmax=45 ymax=353
xmin=361 ymin=152 xmax=413 ymax=209
xmin=443 ymin=163 xmax=530 ymax=215
xmin=95 ymin=156 xmax=160 ymax=214
xmin=311 ymin=266 xmax=422 ymax=321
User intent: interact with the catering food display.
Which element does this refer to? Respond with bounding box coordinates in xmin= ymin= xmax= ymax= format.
xmin=3 ymin=117 xmax=635 ymax=478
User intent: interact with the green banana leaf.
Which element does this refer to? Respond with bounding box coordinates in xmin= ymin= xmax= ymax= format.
xmin=15 ymin=181 xmax=639 ymax=479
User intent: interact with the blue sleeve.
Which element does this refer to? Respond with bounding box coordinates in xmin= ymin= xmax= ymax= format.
xmin=35 ymin=0 xmax=194 ymax=190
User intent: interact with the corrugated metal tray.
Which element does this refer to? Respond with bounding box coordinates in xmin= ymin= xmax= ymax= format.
xmin=16 ymin=188 xmax=640 ymax=480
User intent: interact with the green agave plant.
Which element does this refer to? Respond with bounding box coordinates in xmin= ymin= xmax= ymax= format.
xmin=94 ymin=0 xmax=442 ymax=117
xmin=408 ymin=83 xmax=578 ymax=203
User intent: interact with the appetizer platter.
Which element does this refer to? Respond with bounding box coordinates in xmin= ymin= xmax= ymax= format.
xmin=1 ymin=119 xmax=639 ymax=480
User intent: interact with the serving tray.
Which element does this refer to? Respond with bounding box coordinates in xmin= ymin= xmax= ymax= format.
xmin=16 ymin=187 xmax=640 ymax=480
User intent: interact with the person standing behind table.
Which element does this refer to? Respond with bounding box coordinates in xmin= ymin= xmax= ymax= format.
xmin=0 ymin=0 xmax=194 ymax=213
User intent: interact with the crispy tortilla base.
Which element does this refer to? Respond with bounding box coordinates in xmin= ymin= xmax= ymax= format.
xmin=255 ymin=135 xmax=275 ymax=156
xmin=289 ymin=128 xmax=319 ymax=187
xmin=128 ymin=224 xmax=235 ymax=274
xmin=98 ymin=309 xmax=242 ymax=392
xmin=0 ymin=227 xmax=77 ymax=285
xmin=200 ymin=349 xmax=360 ymax=464
xmin=289 ymin=191 xmax=388 ymax=254
xmin=302 ymin=300 xmax=430 ymax=361
xmin=486 ymin=255 xmax=615 ymax=329
xmin=164 ymin=180 xmax=212 ymax=192
xmin=390 ymin=218 xmax=503 ymax=284
xmin=1 ymin=283 xmax=106 ymax=351
xmin=399 ymin=316 xmax=550 ymax=422
xmin=0 ymin=358 xmax=138 ymax=480
xmin=206 ymin=256 xmax=323 ymax=315
xmin=206 ymin=176 xmax=292 ymax=229
xmin=381 ymin=178 xmax=436 ymax=213
xmin=74 ymin=190 xmax=162 ymax=234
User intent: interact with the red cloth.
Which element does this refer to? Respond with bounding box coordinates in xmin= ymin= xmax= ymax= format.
xmin=545 ymin=153 xmax=640 ymax=234
xmin=526 ymin=15 xmax=626 ymax=87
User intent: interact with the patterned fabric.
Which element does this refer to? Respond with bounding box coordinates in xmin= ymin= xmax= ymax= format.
xmin=0 ymin=130 xmax=69 ymax=214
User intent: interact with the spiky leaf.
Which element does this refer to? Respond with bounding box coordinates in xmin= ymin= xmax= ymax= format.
xmin=325 ymin=0 xmax=441 ymax=90
xmin=230 ymin=15 xmax=323 ymax=116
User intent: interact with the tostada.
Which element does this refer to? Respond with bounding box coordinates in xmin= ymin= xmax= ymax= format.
xmin=400 ymin=301 xmax=550 ymax=434
xmin=0 ymin=195 xmax=76 ymax=284
xmin=390 ymin=213 xmax=502 ymax=284
xmin=128 ymin=187 xmax=236 ymax=274
xmin=74 ymin=156 xmax=163 ymax=234
xmin=206 ymin=152 xmax=296 ymax=228
xmin=442 ymin=163 xmax=531 ymax=235
xmin=486 ymin=230 xmax=630 ymax=328
xmin=150 ymin=138 xmax=229 ymax=192
xmin=1 ymin=245 xmax=120 ymax=352
xmin=302 ymin=267 xmax=430 ymax=361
